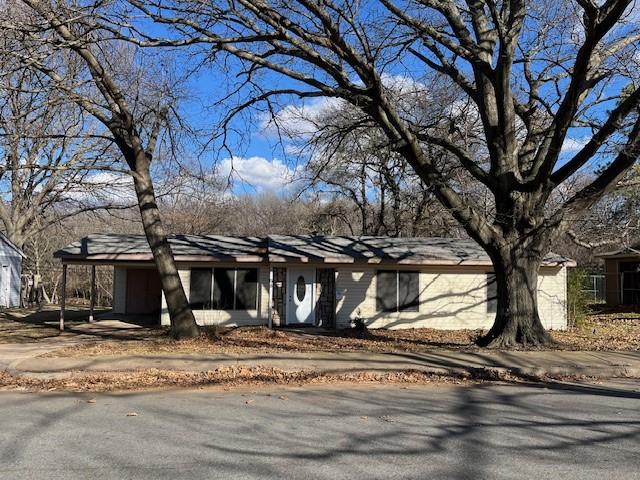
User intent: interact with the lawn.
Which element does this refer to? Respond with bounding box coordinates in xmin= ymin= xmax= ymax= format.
xmin=2 ymin=305 xmax=638 ymax=354
xmin=40 ymin=307 xmax=640 ymax=357
xmin=0 ymin=305 xmax=110 ymax=343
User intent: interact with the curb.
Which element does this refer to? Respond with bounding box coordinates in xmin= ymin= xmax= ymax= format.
xmin=7 ymin=363 xmax=640 ymax=382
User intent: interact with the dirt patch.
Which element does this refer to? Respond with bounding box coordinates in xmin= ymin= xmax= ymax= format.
xmin=0 ymin=366 xmax=478 ymax=392
xmin=0 ymin=318 xmax=61 ymax=343
xmin=0 ymin=306 xmax=112 ymax=343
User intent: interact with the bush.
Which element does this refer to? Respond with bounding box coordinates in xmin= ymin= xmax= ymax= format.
xmin=351 ymin=310 xmax=369 ymax=338
xmin=567 ymin=267 xmax=590 ymax=328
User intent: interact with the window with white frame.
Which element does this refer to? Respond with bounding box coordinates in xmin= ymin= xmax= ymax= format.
xmin=190 ymin=267 xmax=258 ymax=310
xmin=376 ymin=270 xmax=419 ymax=312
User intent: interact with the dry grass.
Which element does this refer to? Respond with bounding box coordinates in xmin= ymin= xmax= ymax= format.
xmin=45 ymin=326 xmax=484 ymax=358
xmin=553 ymin=309 xmax=640 ymax=351
xmin=0 ymin=366 xmax=476 ymax=392
xmin=44 ymin=308 xmax=640 ymax=358
xmin=3 ymin=305 xmax=638 ymax=356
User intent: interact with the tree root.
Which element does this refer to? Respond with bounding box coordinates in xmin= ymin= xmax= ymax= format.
xmin=168 ymin=322 xmax=201 ymax=340
xmin=477 ymin=328 xmax=555 ymax=349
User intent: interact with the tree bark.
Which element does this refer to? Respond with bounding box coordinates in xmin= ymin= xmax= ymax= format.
xmin=478 ymin=246 xmax=552 ymax=348
xmin=132 ymin=166 xmax=199 ymax=339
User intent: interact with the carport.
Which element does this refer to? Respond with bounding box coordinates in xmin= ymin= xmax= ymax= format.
xmin=54 ymin=235 xmax=164 ymax=331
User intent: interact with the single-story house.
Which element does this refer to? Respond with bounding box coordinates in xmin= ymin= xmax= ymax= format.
xmin=55 ymin=234 xmax=574 ymax=330
xmin=598 ymin=245 xmax=640 ymax=306
xmin=0 ymin=232 xmax=25 ymax=308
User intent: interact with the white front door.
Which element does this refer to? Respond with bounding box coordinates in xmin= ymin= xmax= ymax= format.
xmin=288 ymin=267 xmax=315 ymax=324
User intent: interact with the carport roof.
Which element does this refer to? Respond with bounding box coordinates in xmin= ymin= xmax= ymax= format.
xmin=55 ymin=233 xmax=575 ymax=267
xmin=55 ymin=234 xmax=267 ymax=262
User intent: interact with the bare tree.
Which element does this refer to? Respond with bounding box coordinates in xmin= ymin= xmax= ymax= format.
xmin=116 ymin=0 xmax=640 ymax=346
xmin=289 ymin=93 xmax=467 ymax=236
xmin=3 ymin=0 xmax=199 ymax=338
xmin=561 ymin=165 xmax=640 ymax=259
xmin=0 ymin=58 xmax=131 ymax=250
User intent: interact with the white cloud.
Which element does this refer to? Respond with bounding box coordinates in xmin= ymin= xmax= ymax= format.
xmin=262 ymin=74 xmax=435 ymax=141
xmin=216 ymin=156 xmax=299 ymax=192
xmin=561 ymin=137 xmax=590 ymax=153
xmin=379 ymin=73 xmax=429 ymax=96
xmin=62 ymin=171 xmax=136 ymax=205
xmin=263 ymin=74 xmax=428 ymax=135
xmin=261 ymin=97 xmax=345 ymax=138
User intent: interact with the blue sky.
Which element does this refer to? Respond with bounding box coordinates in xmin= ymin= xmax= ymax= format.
xmin=177 ymin=64 xmax=611 ymax=196
xmin=151 ymin=2 xmax=640 ymax=196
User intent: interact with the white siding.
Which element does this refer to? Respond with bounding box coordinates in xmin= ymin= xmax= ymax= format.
xmin=335 ymin=265 xmax=568 ymax=330
xmin=0 ymin=255 xmax=21 ymax=308
xmin=112 ymin=266 xmax=127 ymax=314
xmin=161 ymin=264 xmax=269 ymax=327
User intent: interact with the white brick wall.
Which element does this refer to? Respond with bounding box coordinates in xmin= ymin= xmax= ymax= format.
xmin=160 ymin=263 xmax=269 ymax=327
xmin=335 ymin=265 xmax=568 ymax=330
xmin=114 ymin=261 xmax=567 ymax=330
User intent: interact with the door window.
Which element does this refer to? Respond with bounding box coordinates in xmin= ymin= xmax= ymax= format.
xmin=296 ymin=275 xmax=306 ymax=302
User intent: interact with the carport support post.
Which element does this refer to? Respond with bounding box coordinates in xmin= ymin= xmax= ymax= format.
xmin=60 ymin=263 xmax=67 ymax=331
xmin=89 ymin=265 xmax=96 ymax=322
xmin=268 ymin=267 xmax=273 ymax=329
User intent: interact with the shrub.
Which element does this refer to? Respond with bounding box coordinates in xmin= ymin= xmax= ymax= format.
xmin=351 ymin=310 xmax=369 ymax=338
xmin=567 ymin=267 xmax=590 ymax=328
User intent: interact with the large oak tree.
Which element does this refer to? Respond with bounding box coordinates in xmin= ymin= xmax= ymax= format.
xmin=124 ymin=0 xmax=639 ymax=346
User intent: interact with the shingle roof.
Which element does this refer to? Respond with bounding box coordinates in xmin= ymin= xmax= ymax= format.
xmin=596 ymin=245 xmax=640 ymax=258
xmin=55 ymin=233 xmax=574 ymax=267
xmin=55 ymin=234 xmax=266 ymax=261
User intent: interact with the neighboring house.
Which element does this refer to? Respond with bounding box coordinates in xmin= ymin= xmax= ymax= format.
xmin=0 ymin=232 xmax=25 ymax=308
xmin=55 ymin=234 xmax=574 ymax=330
xmin=598 ymin=245 xmax=640 ymax=306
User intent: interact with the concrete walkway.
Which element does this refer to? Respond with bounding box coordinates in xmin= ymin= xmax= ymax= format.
xmin=9 ymin=347 xmax=640 ymax=380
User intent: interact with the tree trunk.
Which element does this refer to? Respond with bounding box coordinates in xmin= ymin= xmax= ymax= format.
xmin=132 ymin=167 xmax=199 ymax=339
xmin=478 ymin=248 xmax=553 ymax=348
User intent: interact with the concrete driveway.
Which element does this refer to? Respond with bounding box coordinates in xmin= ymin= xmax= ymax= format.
xmin=0 ymin=381 xmax=638 ymax=479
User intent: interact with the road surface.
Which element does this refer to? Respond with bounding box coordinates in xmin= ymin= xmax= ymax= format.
xmin=0 ymin=381 xmax=639 ymax=479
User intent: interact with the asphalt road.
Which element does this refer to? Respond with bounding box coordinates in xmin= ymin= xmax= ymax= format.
xmin=0 ymin=381 xmax=639 ymax=479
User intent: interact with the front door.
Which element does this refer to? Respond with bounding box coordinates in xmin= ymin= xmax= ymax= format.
xmin=288 ymin=267 xmax=315 ymax=324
